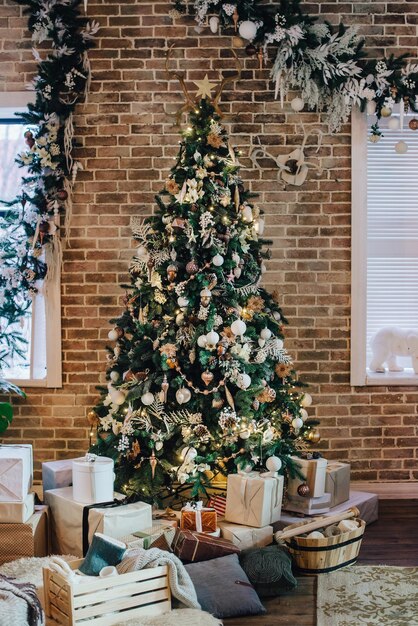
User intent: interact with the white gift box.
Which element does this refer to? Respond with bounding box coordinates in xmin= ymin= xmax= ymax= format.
xmin=287 ymin=456 xmax=327 ymax=498
xmin=0 ymin=491 xmax=35 ymax=523
xmin=72 ymin=455 xmax=115 ymax=504
xmin=325 ymin=462 xmax=350 ymax=508
xmin=0 ymin=444 xmax=33 ymax=501
xmin=219 ymin=520 xmax=273 ymax=550
xmin=284 ymin=492 xmax=331 ymax=515
xmin=45 ymin=486 xmax=152 ymax=557
xmin=224 ymin=472 xmax=284 ymax=528
xmin=42 ymin=458 xmax=83 ymax=493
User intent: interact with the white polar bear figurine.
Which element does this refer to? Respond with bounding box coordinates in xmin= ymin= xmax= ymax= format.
xmin=369 ymin=327 xmax=418 ymax=374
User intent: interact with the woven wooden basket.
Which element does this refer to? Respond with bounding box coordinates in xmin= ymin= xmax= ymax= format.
xmin=275 ymin=506 xmax=365 ymax=574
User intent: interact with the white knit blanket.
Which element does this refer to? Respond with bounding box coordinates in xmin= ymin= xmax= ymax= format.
xmin=117 ymin=547 xmax=200 ymax=610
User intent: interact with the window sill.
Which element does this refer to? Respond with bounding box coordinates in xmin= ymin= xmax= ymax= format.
xmin=6 ymin=377 xmax=62 ymax=389
xmin=364 ymin=369 xmax=418 ymax=386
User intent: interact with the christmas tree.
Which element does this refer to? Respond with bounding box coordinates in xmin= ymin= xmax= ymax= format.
xmin=90 ymin=58 xmax=318 ymax=503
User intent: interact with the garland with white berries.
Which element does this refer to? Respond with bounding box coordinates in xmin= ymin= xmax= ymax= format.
xmin=0 ymin=0 xmax=97 ymax=372
xmin=171 ymin=0 xmax=418 ymax=135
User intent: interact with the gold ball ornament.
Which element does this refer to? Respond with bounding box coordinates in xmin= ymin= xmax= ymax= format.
xmin=167 ymin=264 xmax=177 ymax=282
xmin=232 ymin=36 xmax=245 ymax=48
xmin=297 ymin=483 xmax=310 ymax=497
xmin=380 ymin=106 xmax=392 ymax=117
xmin=87 ymin=410 xmax=99 ymax=426
xmin=307 ymin=429 xmax=321 ymax=444
xmin=201 ymin=370 xmax=214 ymax=386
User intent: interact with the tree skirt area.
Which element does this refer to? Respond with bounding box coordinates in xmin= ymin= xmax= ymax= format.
xmin=317 ymin=565 xmax=418 ymax=626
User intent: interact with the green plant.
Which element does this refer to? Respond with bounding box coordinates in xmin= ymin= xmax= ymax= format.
xmin=0 ymin=378 xmax=25 ymax=434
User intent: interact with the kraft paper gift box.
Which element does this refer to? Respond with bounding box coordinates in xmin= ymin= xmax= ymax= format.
xmin=224 ymin=472 xmax=284 ymax=528
xmin=219 ymin=521 xmax=273 ymax=550
xmin=45 ymin=486 xmax=152 ymax=557
xmin=287 ymin=456 xmax=327 ymax=498
xmin=0 ymin=491 xmax=35 ymax=523
xmin=325 ymin=462 xmax=350 ymax=508
xmin=180 ymin=502 xmax=217 ymax=533
xmin=172 ymin=528 xmax=240 ymax=562
xmin=284 ymin=492 xmax=332 ymax=515
xmin=131 ymin=522 xmax=177 ymax=549
xmin=0 ymin=444 xmax=33 ymax=502
xmin=42 ymin=457 xmax=83 ymax=493
xmin=0 ymin=505 xmax=49 ymax=565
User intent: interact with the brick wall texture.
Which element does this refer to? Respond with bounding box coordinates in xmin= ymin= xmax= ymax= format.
xmin=1 ymin=0 xmax=418 ymax=484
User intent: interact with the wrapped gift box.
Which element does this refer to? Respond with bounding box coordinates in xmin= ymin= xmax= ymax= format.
xmin=0 ymin=491 xmax=35 ymax=523
xmin=219 ymin=521 xmax=273 ymax=550
xmin=172 ymin=528 xmax=240 ymax=562
xmin=0 ymin=444 xmax=33 ymax=502
xmin=152 ymin=508 xmax=180 ymax=527
xmin=224 ymin=472 xmax=284 ymax=528
xmin=287 ymin=456 xmax=327 ymax=498
xmin=132 ymin=522 xmax=177 ymax=549
xmin=180 ymin=503 xmax=217 ymax=533
xmin=284 ymin=492 xmax=331 ymax=515
xmin=0 ymin=505 xmax=49 ymax=565
xmin=42 ymin=458 xmax=82 ymax=493
xmin=325 ymin=462 xmax=350 ymax=507
xmin=207 ymin=494 xmax=227 ymax=518
xmin=44 ymin=486 xmax=152 ymax=557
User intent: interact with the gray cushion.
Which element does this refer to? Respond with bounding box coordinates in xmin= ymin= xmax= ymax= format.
xmin=239 ymin=545 xmax=297 ymax=597
xmin=185 ymin=553 xmax=265 ymax=619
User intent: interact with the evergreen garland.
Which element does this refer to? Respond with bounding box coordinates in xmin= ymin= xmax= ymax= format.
xmin=171 ymin=0 xmax=418 ymax=134
xmin=0 ymin=0 xmax=96 ymax=372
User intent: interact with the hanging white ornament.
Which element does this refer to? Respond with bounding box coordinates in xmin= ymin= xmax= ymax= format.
xmin=266 ymin=456 xmax=282 ymax=472
xmin=109 ymin=370 xmax=119 ymax=382
xmin=108 ymin=329 xmax=119 ymax=341
xmin=136 ymin=245 xmax=148 ymax=259
xmin=197 ymin=335 xmax=208 ymax=348
xmin=260 ymin=327 xmax=272 ymax=340
xmin=388 ymin=117 xmax=400 ymax=130
xmin=155 ymin=441 xmax=163 ymax=451
xmin=241 ymin=205 xmax=253 ymax=222
xmin=300 ymin=408 xmax=309 ymax=422
xmin=260 ymin=262 xmax=267 ymax=274
xmin=176 ymin=387 xmax=191 ymax=404
xmin=301 ymin=393 xmax=312 ymax=407
xmin=141 ymin=392 xmax=155 ymax=406
xmin=194 ymin=150 xmax=202 ymax=161
xmin=231 ymin=319 xmax=247 ymax=336
xmin=239 ymin=429 xmax=251 ymax=440
xmin=366 ymin=100 xmax=377 ymax=115
xmin=275 ymin=338 xmax=284 ymax=349
xmin=200 ymin=288 xmax=212 ymax=306
xmin=237 ymin=373 xmax=251 ymax=389
xmin=290 ymin=97 xmax=304 ymax=112
xmin=273 ymin=311 xmax=281 ymax=321
xmin=209 ymin=15 xmax=220 ymax=33
xmin=395 ymin=140 xmax=408 ymax=154
xmin=263 ymin=427 xmax=274 ymax=443
xmin=212 ymin=254 xmax=224 ymax=267
xmin=181 ymin=446 xmax=197 ymax=461
xmin=234 ymin=267 xmax=242 ymax=278
xmin=238 ymin=20 xmax=257 ymax=41
xmin=255 ymin=218 xmax=265 ymax=235
xmin=258 ymin=338 xmax=266 ymax=348
xmin=292 ymin=416 xmax=304 ymax=430
xmin=176 ymin=313 xmax=185 ymax=325
xmin=177 ymin=296 xmax=189 ymax=308
xmin=111 ymin=390 xmax=126 ymax=406
xmin=206 ymin=330 xmax=220 ymax=346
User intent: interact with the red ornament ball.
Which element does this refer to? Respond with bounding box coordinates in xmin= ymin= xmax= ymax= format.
xmin=297 ymin=483 xmax=310 ymax=497
xmin=409 ymin=118 xmax=418 ymax=131
xmin=56 ymin=189 xmax=68 ymax=201
xmin=186 ymin=260 xmax=199 ymax=274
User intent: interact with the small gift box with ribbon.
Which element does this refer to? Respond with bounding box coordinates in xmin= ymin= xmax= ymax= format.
xmin=218 ymin=521 xmax=273 ymax=550
xmin=172 ymin=528 xmax=240 ymax=563
xmin=287 ymin=455 xmax=327 ymax=499
xmin=224 ymin=471 xmax=284 ymax=528
xmin=180 ymin=501 xmax=217 ymax=534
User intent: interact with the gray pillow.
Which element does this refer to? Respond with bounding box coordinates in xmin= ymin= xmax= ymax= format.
xmin=239 ymin=545 xmax=297 ymax=597
xmin=185 ymin=553 xmax=265 ymax=619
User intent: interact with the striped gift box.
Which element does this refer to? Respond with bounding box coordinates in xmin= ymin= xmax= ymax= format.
xmin=207 ymin=494 xmax=227 ymax=518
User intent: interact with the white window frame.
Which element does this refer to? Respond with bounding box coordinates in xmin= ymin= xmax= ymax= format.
xmin=351 ymin=106 xmax=418 ymax=386
xmin=1 ymin=92 xmax=62 ymax=388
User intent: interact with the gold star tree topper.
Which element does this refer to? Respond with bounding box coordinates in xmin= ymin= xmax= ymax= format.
xmin=194 ymin=75 xmax=218 ymax=99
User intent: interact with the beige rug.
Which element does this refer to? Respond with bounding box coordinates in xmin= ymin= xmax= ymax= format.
xmin=317 ymin=565 xmax=418 ymax=626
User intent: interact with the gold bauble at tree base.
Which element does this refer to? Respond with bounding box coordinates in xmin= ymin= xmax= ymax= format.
xmin=307 ymin=429 xmax=321 ymax=444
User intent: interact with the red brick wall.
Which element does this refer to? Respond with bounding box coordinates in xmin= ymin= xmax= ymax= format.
xmin=2 ymin=0 xmax=418 ymax=484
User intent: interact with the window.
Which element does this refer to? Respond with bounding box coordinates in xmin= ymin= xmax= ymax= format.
xmin=351 ymin=105 xmax=418 ymax=385
xmin=0 ymin=93 xmax=62 ymax=387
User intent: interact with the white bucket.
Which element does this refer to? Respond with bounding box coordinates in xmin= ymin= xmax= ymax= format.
xmin=72 ymin=455 xmax=115 ymax=504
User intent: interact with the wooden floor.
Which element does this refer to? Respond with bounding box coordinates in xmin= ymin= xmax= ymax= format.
xmin=224 ymin=500 xmax=418 ymax=626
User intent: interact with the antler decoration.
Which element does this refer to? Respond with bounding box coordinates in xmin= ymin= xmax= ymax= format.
xmin=165 ymin=45 xmax=241 ymax=125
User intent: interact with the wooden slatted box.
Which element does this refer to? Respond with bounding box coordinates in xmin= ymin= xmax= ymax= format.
xmin=43 ymin=559 xmax=171 ymax=626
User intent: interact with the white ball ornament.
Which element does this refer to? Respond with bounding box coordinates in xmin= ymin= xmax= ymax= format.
xmin=209 ymin=16 xmax=219 ymax=33
xmin=231 ymin=319 xmax=247 ymax=336
xmin=112 ymin=391 xmax=126 ymax=406
xmin=273 ymin=311 xmax=281 ymax=321
xmin=212 ymin=254 xmax=224 ymax=267
xmin=197 ymin=335 xmax=208 ymax=348
xmin=176 ymin=389 xmax=185 ymax=404
xmin=234 ymin=267 xmax=242 ymax=278
xmin=260 ymin=263 xmax=267 ymax=274
xmin=181 ymin=446 xmax=197 ymax=462
xmin=255 ymin=218 xmax=265 ymax=235
xmin=388 ymin=117 xmax=400 ymax=130
xmin=266 ymin=456 xmax=282 ymax=472
xmin=141 ymin=392 xmax=155 ymax=406
xmin=395 ymin=140 xmax=408 ymax=154
xmin=258 ymin=338 xmax=266 ymax=348
xmin=241 ymin=205 xmax=253 ymax=222
xmin=292 ymin=417 xmax=304 ymax=430
xmin=136 ymin=245 xmax=148 ymax=259
xmin=239 ymin=430 xmax=251 ymax=440
xmin=238 ymin=373 xmax=251 ymax=389
xmin=109 ymin=370 xmax=119 ymax=382
xmin=290 ymin=97 xmax=304 ymax=112
xmin=177 ymin=296 xmax=189 ymax=308
xmin=206 ymin=330 xmax=220 ymax=345
xmin=238 ymin=19 xmax=257 ymax=41
xmin=301 ymin=393 xmax=312 ymax=407
xmin=300 ymin=408 xmax=309 ymax=422
xmin=155 ymin=441 xmax=163 ymax=451
xmin=108 ymin=329 xmax=119 ymax=341
xmin=260 ymin=327 xmax=272 ymax=340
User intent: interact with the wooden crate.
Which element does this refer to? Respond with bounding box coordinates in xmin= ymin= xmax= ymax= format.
xmin=43 ymin=559 xmax=171 ymax=626
xmin=276 ymin=506 xmax=365 ymax=574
